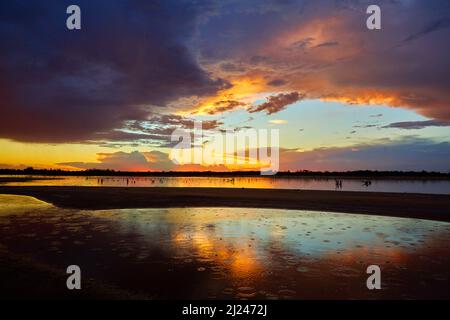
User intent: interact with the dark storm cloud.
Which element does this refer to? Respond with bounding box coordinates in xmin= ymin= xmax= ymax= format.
xmin=0 ymin=0 xmax=227 ymax=143
xmin=382 ymin=120 xmax=450 ymax=130
xmin=248 ymin=92 xmax=303 ymax=115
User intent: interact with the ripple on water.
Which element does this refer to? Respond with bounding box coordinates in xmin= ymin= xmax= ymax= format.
xmin=1 ymin=197 xmax=450 ymax=299
xmin=296 ymin=266 xmax=309 ymax=273
xmin=236 ymin=287 xmax=257 ymax=299
xmin=278 ymin=289 xmax=296 ymax=299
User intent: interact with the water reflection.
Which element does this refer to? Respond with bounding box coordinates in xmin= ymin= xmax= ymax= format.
xmin=0 ymin=195 xmax=449 ymax=299
xmin=0 ymin=194 xmax=52 ymax=216
xmin=2 ymin=175 xmax=450 ymax=194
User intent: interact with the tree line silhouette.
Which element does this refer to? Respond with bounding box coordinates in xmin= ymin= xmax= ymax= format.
xmin=0 ymin=167 xmax=449 ymax=179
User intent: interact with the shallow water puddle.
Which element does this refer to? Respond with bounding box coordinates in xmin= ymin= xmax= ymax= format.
xmin=1 ymin=194 xmax=449 ymax=299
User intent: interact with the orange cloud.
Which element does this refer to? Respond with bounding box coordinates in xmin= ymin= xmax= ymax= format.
xmin=188 ymin=75 xmax=268 ymax=115
xmin=195 ymin=3 xmax=450 ymax=120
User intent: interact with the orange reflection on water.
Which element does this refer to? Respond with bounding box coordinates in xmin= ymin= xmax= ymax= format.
xmin=1 ymin=197 xmax=450 ymax=299
xmin=323 ymin=245 xmax=410 ymax=265
xmin=172 ymin=227 xmax=263 ymax=280
xmin=4 ymin=175 xmax=450 ymax=194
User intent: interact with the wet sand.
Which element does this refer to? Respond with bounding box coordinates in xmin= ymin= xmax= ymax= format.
xmin=0 ymin=177 xmax=60 ymax=183
xmin=0 ymin=186 xmax=449 ymax=222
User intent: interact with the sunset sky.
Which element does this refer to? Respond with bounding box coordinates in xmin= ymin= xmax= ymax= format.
xmin=0 ymin=0 xmax=449 ymax=172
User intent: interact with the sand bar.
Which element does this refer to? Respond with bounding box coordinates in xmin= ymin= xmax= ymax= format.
xmin=0 ymin=186 xmax=449 ymax=222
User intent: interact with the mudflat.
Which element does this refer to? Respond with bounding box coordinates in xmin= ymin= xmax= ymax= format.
xmin=0 ymin=186 xmax=449 ymax=222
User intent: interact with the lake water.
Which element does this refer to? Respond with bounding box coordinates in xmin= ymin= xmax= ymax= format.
xmin=2 ymin=175 xmax=450 ymax=194
xmin=0 ymin=194 xmax=449 ymax=299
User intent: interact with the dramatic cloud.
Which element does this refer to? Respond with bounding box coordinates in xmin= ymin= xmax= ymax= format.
xmin=198 ymin=0 xmax=450 ymax=120
xmin=1 ymin=0 xmax=450 ymax=148
xmin=382 ymin=120 xmax=450 ymax=130
xmin=248 ymin=92 xmax=303 ymax=114
xmin=59 ymin=150 xmax=229 ymax=171
xmin=207 ymin=100 xmax=247 ymax=114
xmin=0 ymin=0 xmax=227 ymax=143
xmin=280 ymin=138 xmax=450 ymax=172
xmin=60 ymin=150 xmax=174 ymax=171
xmin=100 ymin=114 xmax=225 ymax=147
xmin=145 ymin=114 xmax=223 ymax=131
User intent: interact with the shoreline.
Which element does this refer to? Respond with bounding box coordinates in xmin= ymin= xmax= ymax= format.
xmin=1 ymin=174 xmax=450 ymax=181
xmin=1 ymin=186 xmax=450 ymax=222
